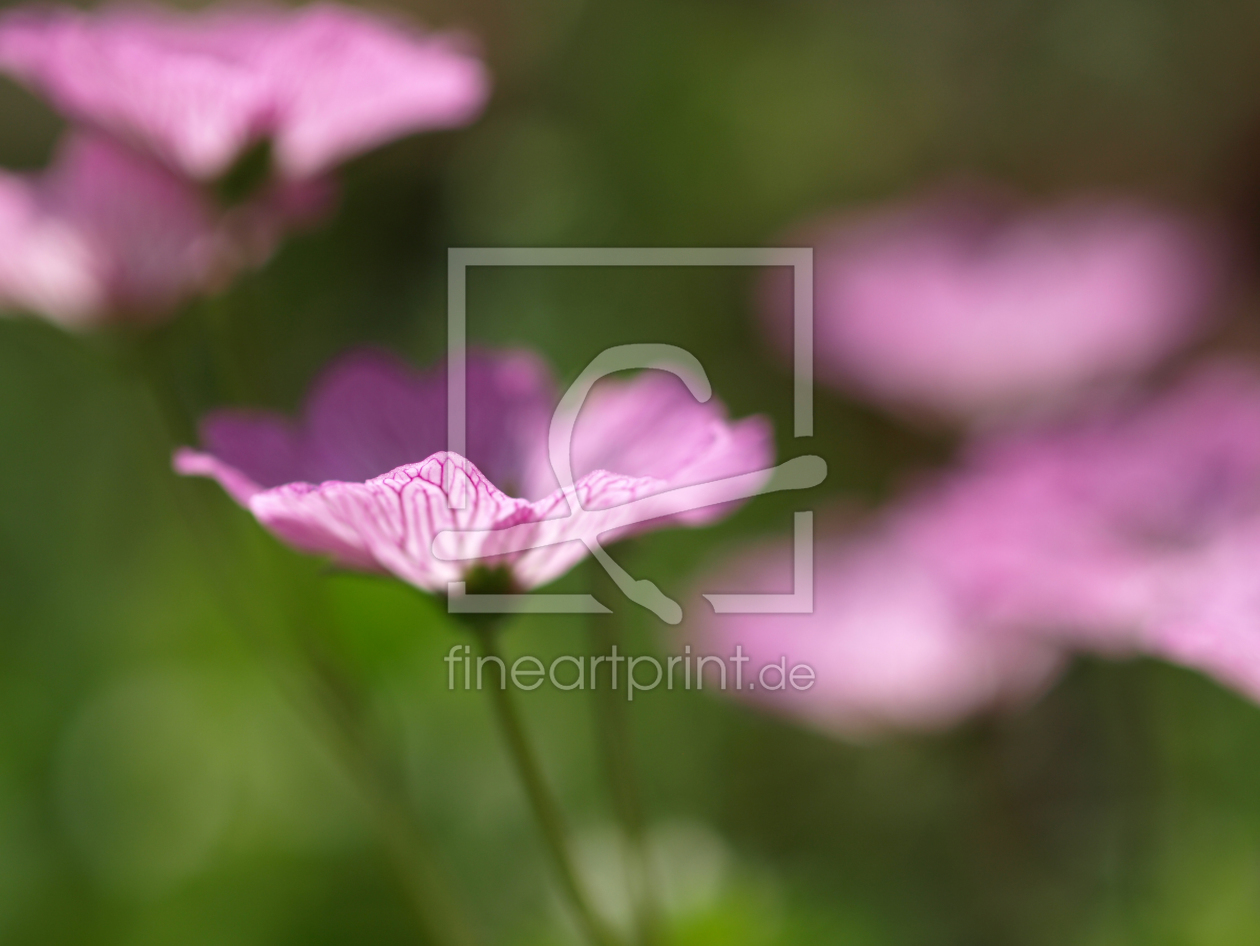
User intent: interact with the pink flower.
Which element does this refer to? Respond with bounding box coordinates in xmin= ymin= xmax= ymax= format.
xmin=0 ymin=3 xmax=487 ymax=324
xmin=0 ymin=2 xmax=489 ymax=181
xmin=0 ymin=132 xmax=222 ymax=326
xmin=768 ymin=191 xmax=1222 ymax=422
xmin=1142 ymin=521 xmax=1260 ymax=702
xmin=693 ymin=358 xmax=1260 ymax=734
xmin=689 ymin=527 xmax=1062 ymax=737
xmin=894 ymin=358 xmax=1260 ymax=701
xmin=175 ymin=349 xmax=774 ymax=594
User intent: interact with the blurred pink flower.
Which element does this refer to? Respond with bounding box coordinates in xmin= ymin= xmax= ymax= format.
xmin=0 ymin=2 xmax=490 ymax=181
xmin=689 ymin=528 xmax=1062 ymax=738
xmin=768 ymin=192 xmax=1222 ymax=422
xmin=895 ymin=358 xmax=1260 ymax=700
xmin=0 ymin=132 xmax=221 ymax=326
xmin=175 ymin=349 xmax=773 ymax=593
xmin=0 ymin=3 xmax=487 ymax=324
xmin=692 ymin=359 xmax=1260 ymax=734
xmin=1142 ymin=520 xmax=1260 ymax=703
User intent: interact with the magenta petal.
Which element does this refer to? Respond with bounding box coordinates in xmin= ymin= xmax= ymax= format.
xmin=173 ymin=445 xmax=269 ymax=507
xmin=1 ymin=131 xmax=220 ymax=325
xmin=769 ymin=191 xmax=1223 ymax=421
xmin=244 ymin=454 xmax=668 ymax=592
xmin=472 ymin=468 xmax=675 ymax=589
xmin=0 ymin=5 xmax=273 ymax=180
xmin=249 ymin=453 xmax=533 ymax=588
xmin=0 ymin=3 xmax=489 ymax=181
xmin=690 ymin=531 xmax=1063 ymax=737
xmin=258 ymin=5 xmax=490 ymax=178
xmin=184 ymin=348 xmax=555 ymax=496
xmin=43 ymin=132 xmax=221 ymax=317
xmin=525 ymin=369 xmax=776 ymax=527
xmin=884 ymin=358 xmax=1260 ymax=704
xmin=1142 ymin=524 xmax=1260 ymax=703
xmin=0 ymin=166 xmax=101 ymax=323
xmin=175 ymin=348 xmax=566 ymax=589
xmin=179 ymin=350 xmax=776 ymax=592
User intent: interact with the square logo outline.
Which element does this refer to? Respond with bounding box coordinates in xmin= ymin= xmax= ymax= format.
xmin=444 ymin=248 xmax=816 ymax=618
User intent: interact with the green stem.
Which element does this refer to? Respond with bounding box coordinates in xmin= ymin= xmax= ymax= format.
xmin=591 ymin=605 xmax=662 ymax=946
xmin=473 ymin=626 xmax=625 ymax=946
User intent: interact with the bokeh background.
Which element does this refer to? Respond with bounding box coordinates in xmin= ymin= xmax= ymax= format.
xmin=5 ymin=0 xmax=1260 ymax=943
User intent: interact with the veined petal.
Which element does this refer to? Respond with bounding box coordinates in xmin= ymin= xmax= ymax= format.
xmin=0 ymin=5 xmax=273 ymax=179
xmin=248 ymin=453 xmax=534 ymax=590
xmin=178 ymin=349 xmax=776 ymax=596
xmin=259 ymin=4 xmax=490 ymax=178
xmin=217 ymin=453 xmax=673 ymax=593
xmin=475 ymin=468 xmax=672 ymax=589
xmin=524 ymin=369 xmax=775 ymax=528
xmin=0 ymin=3 xmax=489 ymax=181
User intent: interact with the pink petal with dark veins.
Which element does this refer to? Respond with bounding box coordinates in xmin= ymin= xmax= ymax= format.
xmin=176 ymin=349 xmax=775 ymax=591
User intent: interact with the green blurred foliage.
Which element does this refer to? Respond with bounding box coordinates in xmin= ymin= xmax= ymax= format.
xmin=3 ymin=0 xmax=1260 ymax=943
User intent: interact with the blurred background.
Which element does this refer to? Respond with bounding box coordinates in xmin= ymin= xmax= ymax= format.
xmin=4 ymin=0 xmax=1260 ymax=943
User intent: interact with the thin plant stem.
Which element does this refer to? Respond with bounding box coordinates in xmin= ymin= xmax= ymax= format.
xmin=472 ymin=624 xmax=625 ymax=946
xmin=591 ymin=566 xmax=662 ymax=946
xmin=591 ymin=646 xmax=662 ymax=946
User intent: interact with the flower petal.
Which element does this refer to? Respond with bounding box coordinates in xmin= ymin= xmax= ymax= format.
xmin=248 ymin=453 xmax=533 ymax=589
xmin=766 ymin=190 xmax=1223 ymax=421
xmin=0 ymin=3 xmax=489 ymax=181
xmin=894 ymin=359 xmax=1260 ymax=648
xmin=689 ymin=531 xmax=1063 ymax=738
xmin=233 ymin=452 xmax=671 ymax=592
xmin=0 ymin=167 xmax=102 ymax=324
xmin=0 ymin=5 xmax=272 ymax=179
xmin=43 ymin=132 xmax=221 ymax=318
xmin=185 ymin=348 xmax=554 ymax=495
xmin=0 ymin=131 xmax=220 ymax=325
xmin=179 ymin=351 xmax=776 ymax=595
xmin=524 ymin=369 xmax=775 ymax=527
xmin=259 ymin=4 xmax=489 ymax=178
